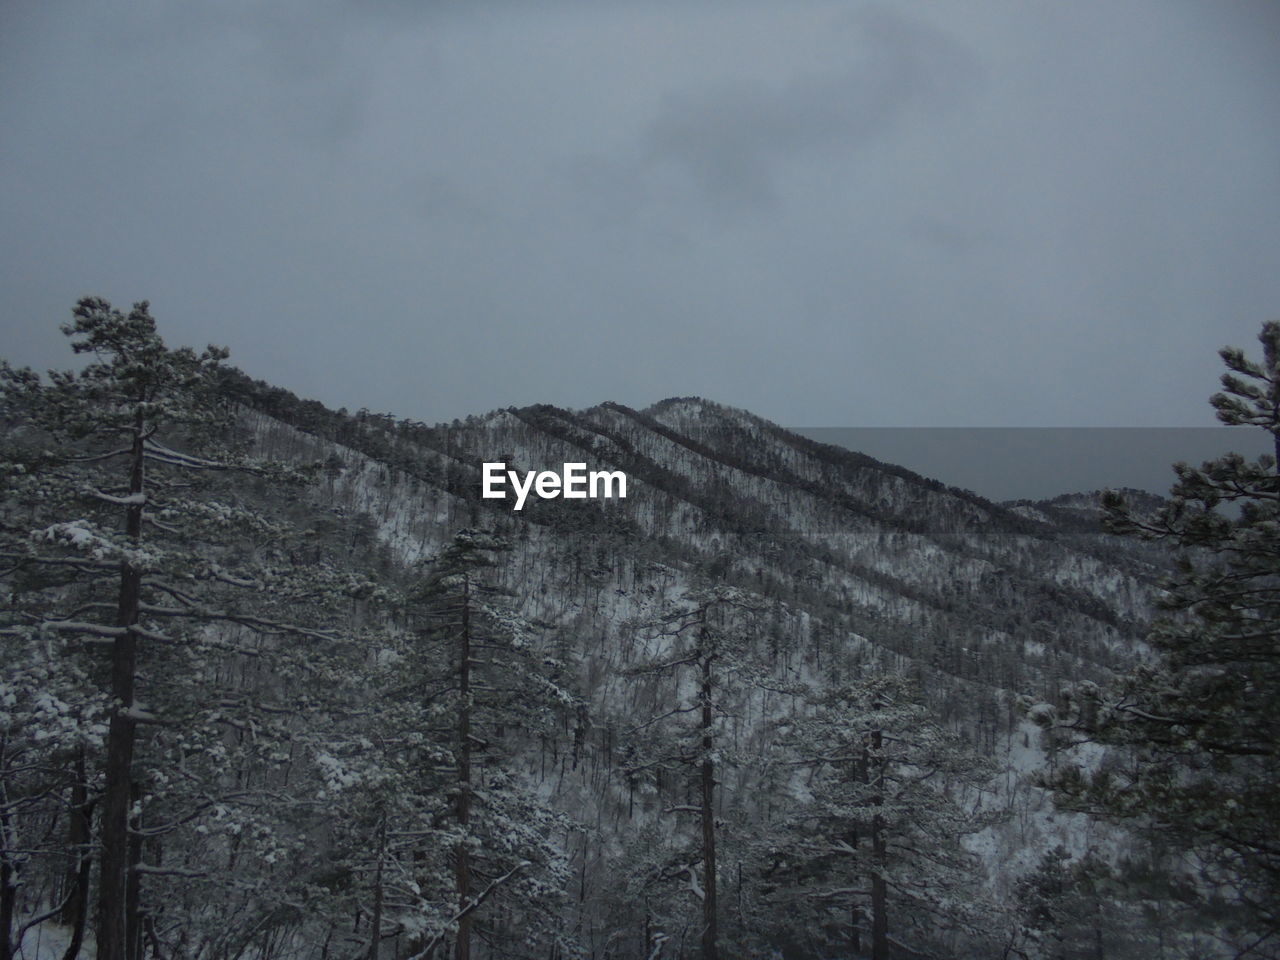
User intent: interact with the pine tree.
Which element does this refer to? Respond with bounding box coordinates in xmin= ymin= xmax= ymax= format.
xmin=1013 ymin=844 xmax=1180 ymax=960
xmin=1045 ymin=321 xmax=1280 ymax=952
xmin=0 ymin=298 xmax=372 ymax=959
xmin=0 ymin=299 xmax=231 ymax=960
xmin=761 ymin=675 xmax=1001 ymax=959
xmin=1015 ymin=845 xmax=1112 ymax=960
xmin=622 ymin=585 xmax=766 ymax=960
xmin=405 ymin=530 xmax=578 ymax=959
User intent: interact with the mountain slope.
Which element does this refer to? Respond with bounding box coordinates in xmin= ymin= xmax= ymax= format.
xmin=232 ymin=381 xmax=1162 ymax=720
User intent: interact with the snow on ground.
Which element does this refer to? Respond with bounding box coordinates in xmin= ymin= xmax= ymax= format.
xmin=16 ymin=921 xmax=94 ymax=960
xmin=965 ymin=719 xmax=1126 ymax=891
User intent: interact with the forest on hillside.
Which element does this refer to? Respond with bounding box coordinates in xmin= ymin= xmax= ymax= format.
xmin=2 ymin=300 xmax=1277 ymax=960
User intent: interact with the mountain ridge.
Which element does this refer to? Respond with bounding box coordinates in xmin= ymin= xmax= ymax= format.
xmin=3 ymin=355 xmax=1211 ymax=959
xmin=226 ymin=372 xmax=1162 ymax=711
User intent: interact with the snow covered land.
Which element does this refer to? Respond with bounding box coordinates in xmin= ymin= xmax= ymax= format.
xmin=3 ymin=317 xmax=1270 ymax=959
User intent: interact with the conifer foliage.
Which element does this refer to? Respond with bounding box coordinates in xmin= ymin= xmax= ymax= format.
xmin=8 ymin=296 xmax=1253 ymax=958
xmin=1046 ymin=321 xmax=1280 ymax=952
xmin=763 ymin=676 xmax=999 ymax=960
xmin=621 ymin=584 xmax=765 ymax=960
xmin=1 ymin=299 xmax=372 ymax=960
xmin=403 ymin=530 xmax=577 ymax=958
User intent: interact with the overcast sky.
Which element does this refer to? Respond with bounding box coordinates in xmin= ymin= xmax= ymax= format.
xmin=2 ymin=0 xmax=1278 ymax=429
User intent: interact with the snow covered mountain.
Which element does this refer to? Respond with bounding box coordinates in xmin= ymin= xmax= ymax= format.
xmin=217 ymin=380 xmax=1183 ymax=949
xmin=234 ymin=383 xmax=1162 ymax=715
xmin=7 ymin=361 xmax=1197 ymax=960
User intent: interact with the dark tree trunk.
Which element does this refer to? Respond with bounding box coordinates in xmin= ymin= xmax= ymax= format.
xmin=368 ymin=811 xmax=387 ymax=960
xmin=126 ymin=783 xmax=143 ymax=960
xmin=455 ymin=579 xmax=473 ymax=960
xmin=60 ymin=749 xmax=93 ymax=960
xmin=870 ymin=727 xmax=888 ymax=960
xmin=97 ymin=401 xmax=146 ymax=960
xmin=1 ymin=805 xmax=16 ymax=960
xmin=849 ymin=826 xmax=861 ymax=958
xmin=699 ymin=641 xmax=718 ymax=960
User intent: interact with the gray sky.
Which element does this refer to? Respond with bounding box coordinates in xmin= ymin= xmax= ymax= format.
xmin=795 ymin=427 xmax=1272 ymax=502
xmin=2 ymin=0 xmax=1279 ymax=428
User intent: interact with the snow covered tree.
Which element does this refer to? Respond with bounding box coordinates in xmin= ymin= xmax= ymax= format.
xmin=405 ymin=529 xmax=578 ymax=959
xmin=621 ymin=584 xmax=767 ymax=960
xmin=0 ymin=298 xmax=236 ymax=960
xmin=292 ymin=673 xmax=456 ymax=960
xmin=1013 ymin=844 xmax=1175 ymax=960
xmin=1045 ymin=320 xmax=1280 ymax=953
xmin=0 ymin=298 xmax=374 ymax=960
xmin=760 ymin=675 xmax=1001 ymax=959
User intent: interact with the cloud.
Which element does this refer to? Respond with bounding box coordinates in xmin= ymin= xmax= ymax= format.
xmin=2 ymin=0 xmax=1276 ymax=430
xmin=642 ymin=4 xmax=981 ymax=211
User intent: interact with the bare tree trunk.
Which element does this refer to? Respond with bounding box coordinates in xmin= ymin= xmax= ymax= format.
xmin=456 ymin=579 xmax=473 ymax=960
xmin=126 ymin=783 xmax=143 ymax=960
xmin=98 ymin=401 xmax=146 ymax=960
xmin=849 ymin=825 xmax=861 ymax=958
xmin=368 ymin=810 xmax=387 ymax=960
xmin=699 ymin=642 xmax=718 ymax=960
xmin=60 ymin=749 xmax=93 ymax=960
xmin=1 ymin=804 xmax=16 ymax=960
xmin=870 ymin=727 xmax=887 ymax=960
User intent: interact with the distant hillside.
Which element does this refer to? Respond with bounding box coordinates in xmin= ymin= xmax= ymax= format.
xmin=224 ymin=370 xmax=1166 ymax=735
xmin=5 ymin=355 xmax=1213 ymax=960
